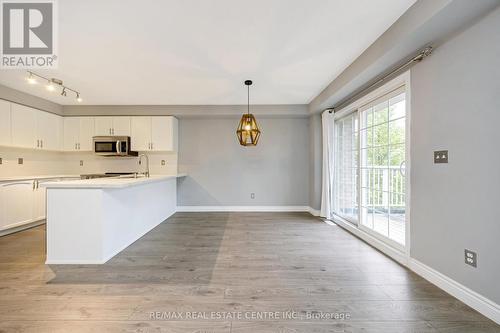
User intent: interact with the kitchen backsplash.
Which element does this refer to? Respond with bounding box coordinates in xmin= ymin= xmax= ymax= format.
xmin=0 ymin=147 xmax=177 ymax=177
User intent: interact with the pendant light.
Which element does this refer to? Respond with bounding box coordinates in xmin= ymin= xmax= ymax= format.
xmin=236 ymin=80 xmax=261 ymax=146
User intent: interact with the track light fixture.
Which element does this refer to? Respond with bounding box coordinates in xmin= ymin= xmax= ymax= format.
xmin=26 ymin=71 xmax=82 ymax=102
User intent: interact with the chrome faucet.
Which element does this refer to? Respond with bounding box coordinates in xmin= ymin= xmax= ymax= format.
xmin=138 ymin=154 xmax=150 ymax=178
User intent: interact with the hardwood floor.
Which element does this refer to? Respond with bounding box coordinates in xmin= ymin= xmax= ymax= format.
xmin=0 ymin=212 xmax=498 ymax=332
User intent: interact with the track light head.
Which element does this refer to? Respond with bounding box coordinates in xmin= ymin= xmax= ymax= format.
xmin=61 ymin=87 xmax=67 ymax=96
xmin=27 ymin=72 xmax=37 ymax=84
xmin=76 ymin=93 xmax=82 ymax=103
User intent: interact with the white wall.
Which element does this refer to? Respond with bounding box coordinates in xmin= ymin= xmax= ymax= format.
xmin=410 ymin=7 xmax=500 ymax=304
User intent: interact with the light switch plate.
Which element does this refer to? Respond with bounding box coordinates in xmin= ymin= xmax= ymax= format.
xmin=80 ymin=160 xmax=84 ymax=166
xmin=465 ymin=249 xmax=477 ymax=268
xmin=434 ymin=150 xmax=448 ymax=163
xmin=18 ymin=158 xmax=23 ymax=165
xmin=250 ymin=193 xmax=255 ymax=199
xmin=161 ymin=160 xmax=166 ymax=166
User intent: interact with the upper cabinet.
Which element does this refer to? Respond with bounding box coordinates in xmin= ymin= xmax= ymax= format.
xmin=0 ymin=100 xmax=11 ymax=146
xmin=131 ymin=116 xmax=178 ymax=152
xmin=36 ymin=111 xmax=62 ymax=150
xmin=1 ymin=100 xmax=178 ymax=153
xmin=63 ymin=117 xmax=95 ymax=151
xmin=95 ymin=117 xmax=130 ymax=136
xmin=11 ymin=103 xmax=37 ymax=148
xmin=11 ymin=103 xmax=62 ymax=150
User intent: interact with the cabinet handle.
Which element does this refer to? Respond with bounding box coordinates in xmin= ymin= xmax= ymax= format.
xmin=151 ymin=142 xmax=153 ymax=150
xmin=75 ymin=143 xmax=77 ymax=150
xmin=79 ymin=143 xmax=81 ymax=150
xmin=40 ymin=140 xmax=43 ymax=148
xmin=37 ymin=139 xmax=40 ymax=148
xmin=32 ymin=180 xmax=36 ymax=190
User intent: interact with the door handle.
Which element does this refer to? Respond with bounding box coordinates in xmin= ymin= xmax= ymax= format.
xmin=116 ymin=140 xmax=121 ymax=154
xmin=399 ymin=160 xmax=406 ymax=177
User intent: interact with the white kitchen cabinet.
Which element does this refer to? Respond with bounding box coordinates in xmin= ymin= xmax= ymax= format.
xmin=63 ymin=117 xmax=95 ymax=151
xmin=33 ymin=180 xmax=46 ymax=222
xmin=152 ymin=116 xmax=178 ymax=151
xmin=0 ymin=100 xmax=11 ymax=146
xmin=79 ymin=117 xmax=95 ymax=151
xmin=36 ymin=111 xmax=62 ymax=150
xmin=63 ymin=117 xmax=80 ymax=151
xmin=131 ymin=116 xmax=178 ymax=152
xmin=131 ymin=116 xmax=151 ymax=151
xmin=94 ymin=117 xmax=130 ymax=136
xmin=112 ymin=117 xmax=131 ymax=136
xmin=11 ymin=103 xmax=37 ymax=149
xmin=0 ymin=180 xmax=34 ymax=231
xmin=95 ymin=117 xmax=113 ymax=136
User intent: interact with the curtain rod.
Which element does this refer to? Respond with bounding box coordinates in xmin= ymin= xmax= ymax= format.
xmin=327 ymin=46 xmax=433 ymax=114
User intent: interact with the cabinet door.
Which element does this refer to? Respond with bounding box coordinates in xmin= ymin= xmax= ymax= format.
xmin=33 ymin=182 xmax=46 ymax=221
xmin=151 ymin=116 xmax=178 ymax=151
xmin=95 ymin=117 xmax=113 ymax=136
xmin=94 ymin=117 xmax=113 ymax=136
xmin=63 ymin=117 xmax=80 ymax=151
xmin=11 ymin=104 xmax=37 ymax=148
xmin=0 ymin=181 xmax=34 ymax=230
xmin=131 ymin=117 xmax=151 ymax=151
xmin=112 ymin=117 xmax=130 ymax=136
xmin=0 ymin=100 xmax=11 ymax=146
xmin=37 ymin=111 xmax=61 ymax=150
xmin=78 ymin=117 xmax=95 ymax=151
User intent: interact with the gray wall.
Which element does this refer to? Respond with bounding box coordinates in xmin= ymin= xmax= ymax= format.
xmin=177 ymin=116 xmax=309 ymax=206
xmin=410 ymin=7 xmax=500 ymax=304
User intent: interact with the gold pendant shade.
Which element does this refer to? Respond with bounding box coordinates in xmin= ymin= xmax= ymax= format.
xmin=237 ymin=79 xmax=261 ymax=146
xmin=236 ymin=113 xmax=261 ymax=146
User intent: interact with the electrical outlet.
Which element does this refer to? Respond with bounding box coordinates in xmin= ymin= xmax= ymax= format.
xmin=161 ymin=160 xmax=166 ymax=166
xmin=250 ymin=193 xmax=255 ymax=199
xmin=0 ymin=157 xmax=2 ymax=164
xmin=80 ymin=160 xmax=84 ymax=166
xmin=434 ymin=150 xmax=448 ymax=163
xmin=465 ymin=249 xmax=477 ymax=268
xmin=18 ymin=158 xmax=23 ymax=165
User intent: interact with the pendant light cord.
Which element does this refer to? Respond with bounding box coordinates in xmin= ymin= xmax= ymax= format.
xmin=247 ymin=84 xmax=250 ymax=115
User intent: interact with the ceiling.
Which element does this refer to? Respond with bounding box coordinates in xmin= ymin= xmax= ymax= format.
xmin=0 ymin=0 xmax=416 ymax=105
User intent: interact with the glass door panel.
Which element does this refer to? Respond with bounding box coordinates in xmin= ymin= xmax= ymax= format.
xmin=360 ymin=90 xmax=406 ymax=246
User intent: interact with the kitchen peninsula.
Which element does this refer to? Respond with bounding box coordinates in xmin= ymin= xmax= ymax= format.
xmin=43 ymin=174 xmax=185 ymax=264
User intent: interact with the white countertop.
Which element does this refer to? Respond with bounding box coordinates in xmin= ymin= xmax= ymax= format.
xmin=42 ymin=174 xmax=187 ymax=189
xmin=0 ymin=175 xmax=81 ymax=183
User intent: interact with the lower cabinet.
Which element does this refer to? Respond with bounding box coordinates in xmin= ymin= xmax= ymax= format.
xmin=0 ymin=177 xmax=80 ymax=235
xmin=0 ymin=180 xmax=35 ymax=231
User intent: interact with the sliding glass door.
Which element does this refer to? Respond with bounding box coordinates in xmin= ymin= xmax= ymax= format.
xmin=333 ymin=85 xmax=407 ymax=249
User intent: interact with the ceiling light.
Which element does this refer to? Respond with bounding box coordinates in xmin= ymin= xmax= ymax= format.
xmin=236 ymin=80 xmax=261 ymax=146
xmin=27 ymin=72 xmax=37 ymax=84
xmin=61 ymin=87 xmax=67 ymax=96
xmin=46 ymin=80 xmax=55 ymax=91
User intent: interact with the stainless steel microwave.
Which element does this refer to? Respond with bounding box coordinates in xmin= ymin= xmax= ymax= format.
xmin=93 ymin=136 xmax=138 ymax=157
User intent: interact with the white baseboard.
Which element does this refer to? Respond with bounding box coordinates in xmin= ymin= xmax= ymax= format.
xmin=330 ymin=216 xmax=500 ymax=325
xmin=308 ymin=207 xmax=321 ymax=216
xmin=0 ymin=219 xmax=45 ymax=237
xmin=176 ymin=206 xmax=311 ymax=213
xmin=409 ymin=259 xmax=500 ymax=325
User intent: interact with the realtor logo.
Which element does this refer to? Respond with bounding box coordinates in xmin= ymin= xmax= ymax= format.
xmin=1 ymin=0 xmax=57 ymax=68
